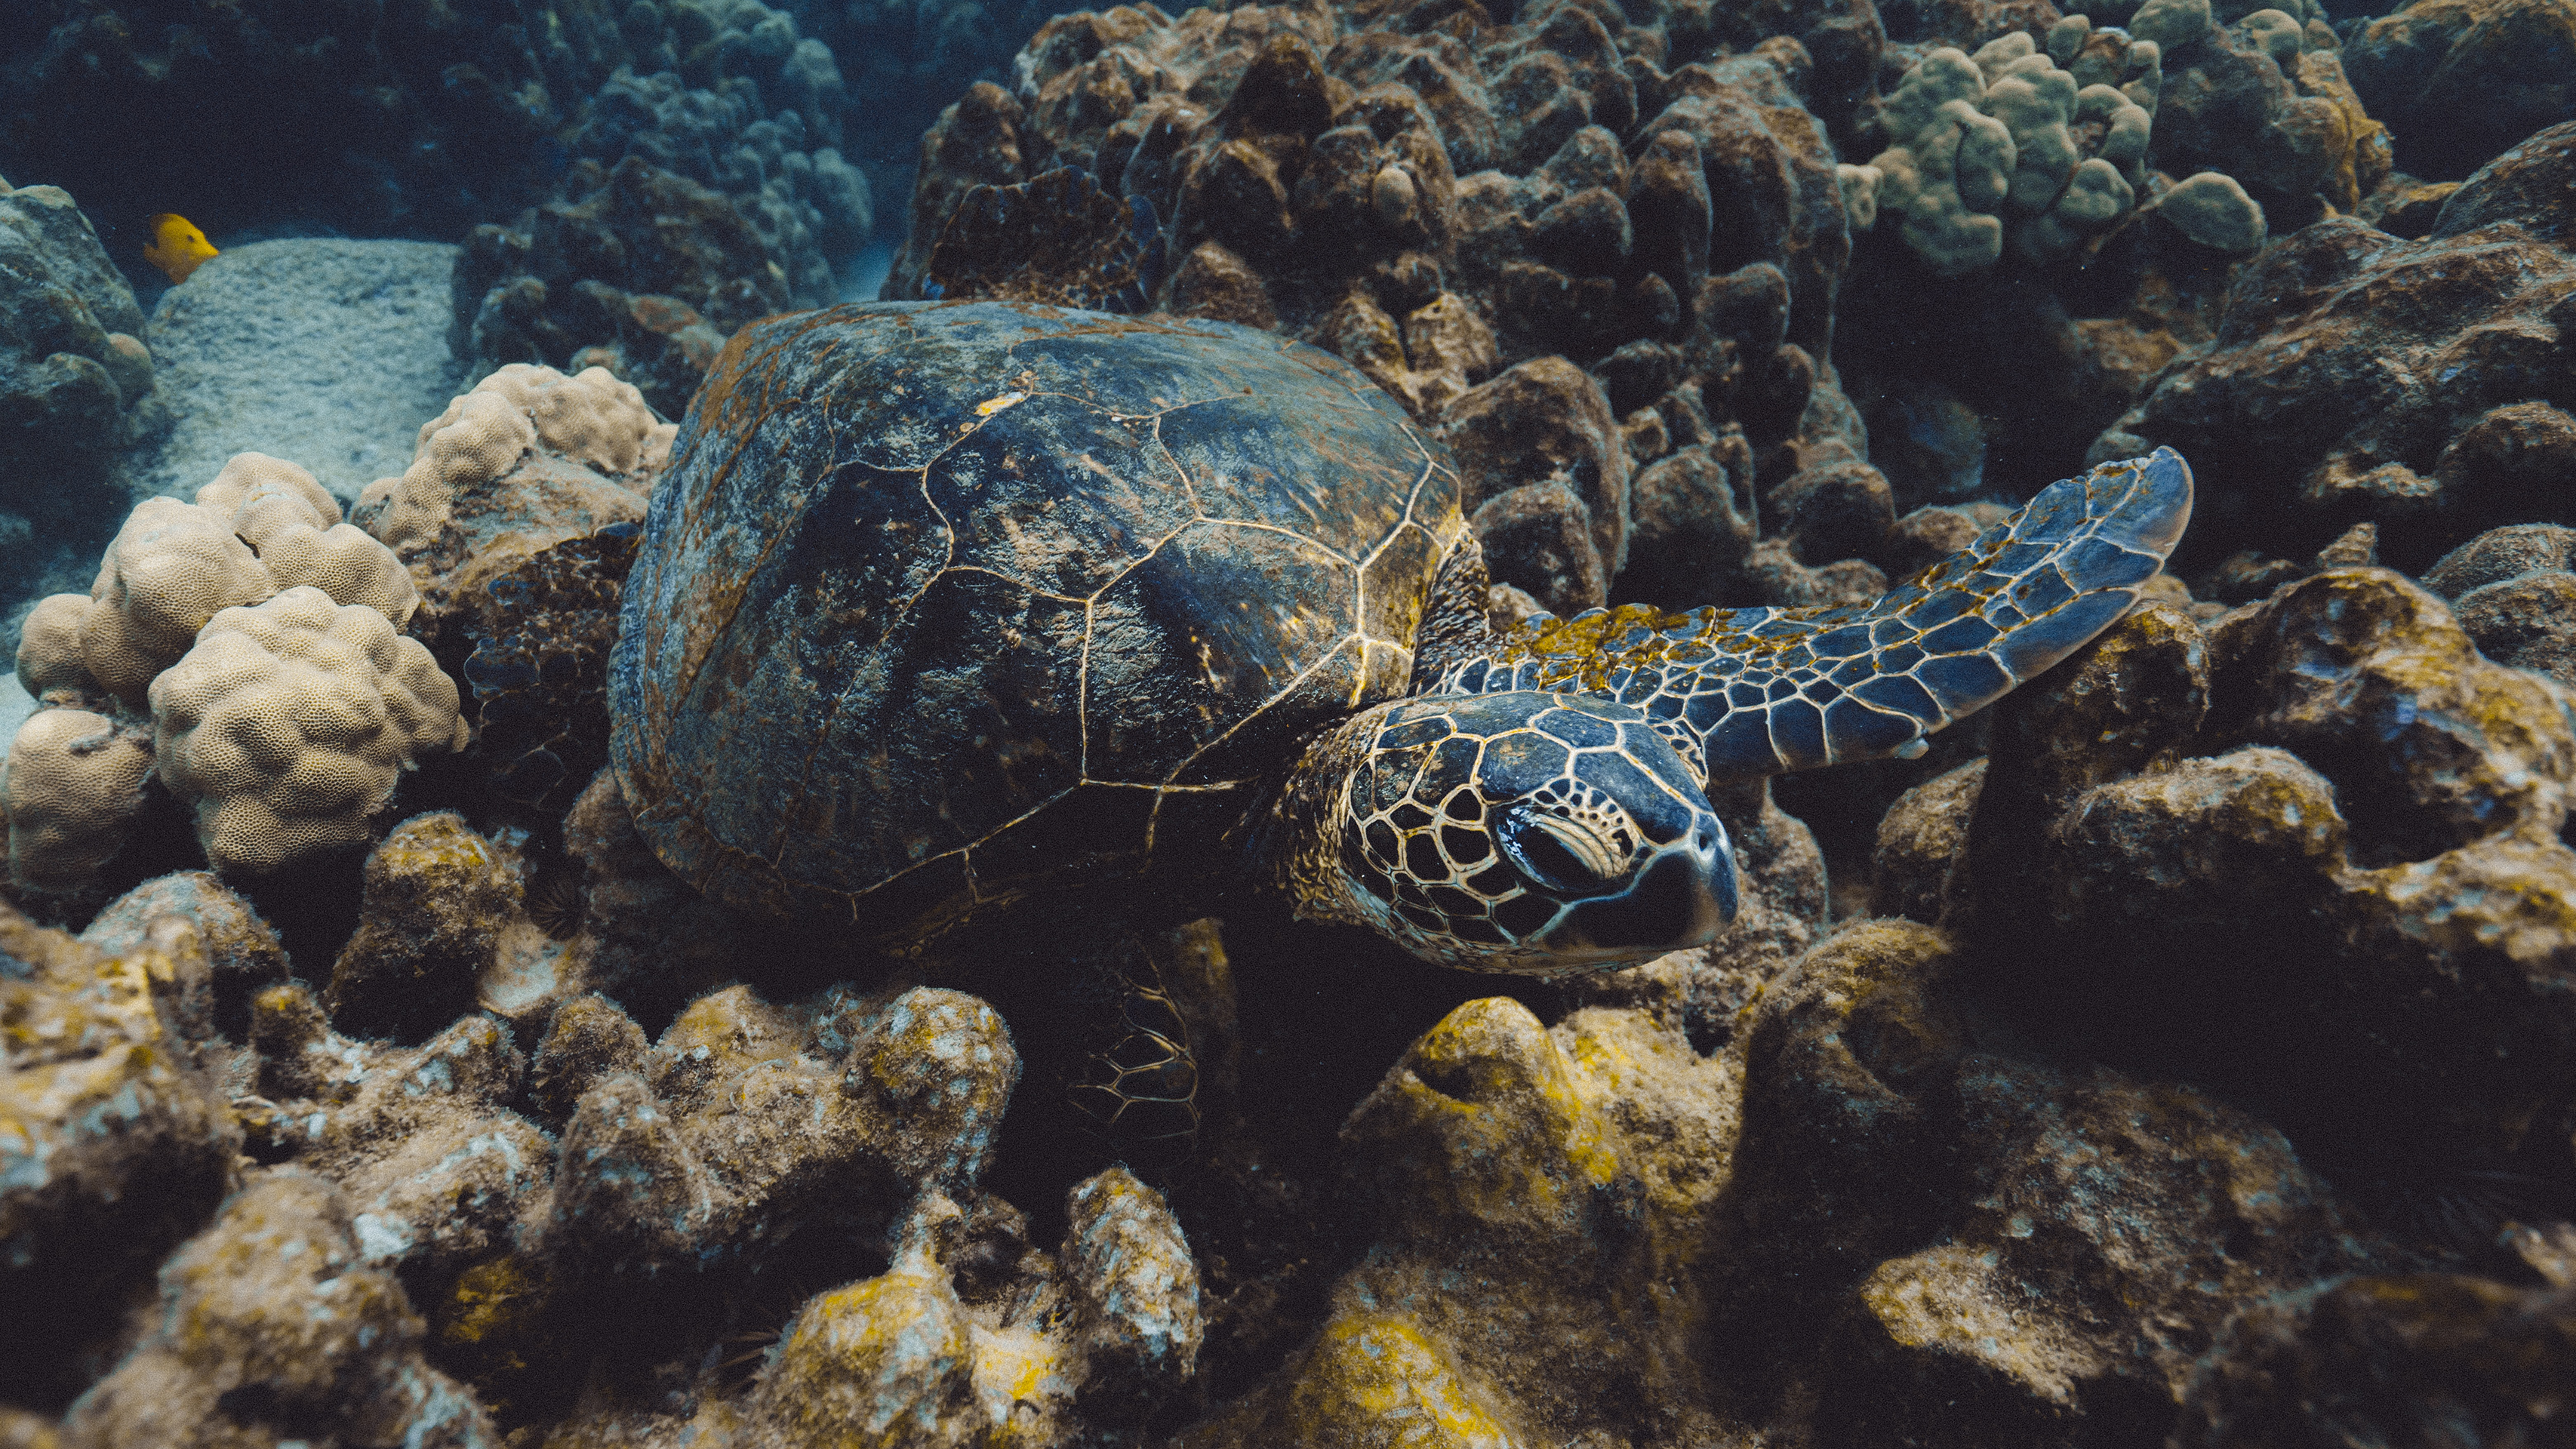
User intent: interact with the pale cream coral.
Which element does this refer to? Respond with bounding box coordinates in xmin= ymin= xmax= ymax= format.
xmin=194 ymin=453 xmax=417 ymax=626
xmin=150 ymin=586 xmax=469 ymax=875
xmin=365 ymin=363 xmax=660 ymax=561
xmin=473 ymin=362 xmax=657 ymax=475
xmin=60 ymin=455 xmax=421 ymax=710
xmin=368 ymin=389 xmax=534 ymax=559
xmin=14 ymin=592 xmax=94 ymax=698
xmin=3 ymin=707 xmax=155 ymax=891
xmin=81 ymin=497 xmax=275 ymax=706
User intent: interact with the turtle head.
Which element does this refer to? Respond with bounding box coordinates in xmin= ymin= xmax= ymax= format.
xmin=1273 ymin=690 xmax=1736 ymax=974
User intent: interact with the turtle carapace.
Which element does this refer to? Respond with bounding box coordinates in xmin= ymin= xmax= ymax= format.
xmin=608 ymin=302 xmax=2191 ymax=979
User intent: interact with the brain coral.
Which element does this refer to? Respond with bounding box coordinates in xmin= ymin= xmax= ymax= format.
xmin=149 ymin=586 xmax=469 ymax=875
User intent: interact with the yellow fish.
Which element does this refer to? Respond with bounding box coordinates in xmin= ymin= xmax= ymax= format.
xmin=143 ymin=213 xmax=217 ymax=283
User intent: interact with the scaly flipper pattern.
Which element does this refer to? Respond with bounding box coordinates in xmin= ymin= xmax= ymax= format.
xmin=1433 ymin=448 xmax=2193 ymax=781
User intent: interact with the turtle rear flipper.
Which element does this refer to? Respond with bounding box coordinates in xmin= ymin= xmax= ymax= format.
xmin=1445 ymin=448 xmax=2195 ymax=780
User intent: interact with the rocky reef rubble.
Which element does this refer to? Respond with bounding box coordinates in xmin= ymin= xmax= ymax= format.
xmin=12 ymin=540 xmax=2576 ymax=1444
xmin=883 ymin=0 xmax=2405 ymax=618
xmin=5 ymin=0 xmax=2576 ymax=1439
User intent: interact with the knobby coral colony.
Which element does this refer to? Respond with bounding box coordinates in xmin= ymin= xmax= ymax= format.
xmin=5 ymin=0 xmax=2576 ymax=1441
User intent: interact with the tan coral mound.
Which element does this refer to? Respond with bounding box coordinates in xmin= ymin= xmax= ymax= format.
xmin=0 ymin=707 xmax=153 ymax=891
xmin=15 ymin=452 xmax=417 ymax=712
xmin=149 ymin=586 xmax=468 ymax=874
xmin=195 ymin=451 xmax=417 ymax=625
xmin=361 ymin=363 xmax=672 ymax=583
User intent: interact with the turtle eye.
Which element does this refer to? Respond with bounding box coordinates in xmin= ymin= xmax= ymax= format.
xmin=1497 ymin=804 xmax=1626 ymax=896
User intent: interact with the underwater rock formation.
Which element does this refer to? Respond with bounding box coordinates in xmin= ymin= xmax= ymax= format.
xmin=2344 ymin=0 xmax=2576 ymax=181
xmin=0 ymin=902 xmax=240 ymax=1411
xmin=2097 ymin=118 xmax=2576 ymax=574
xmin=61 ymin=1170 xmax=500 ymax=1449
xmin=888 ymin=0 xmax=2393 ymax=610
xmin=0 ymin=180 xmax=165 ymax=625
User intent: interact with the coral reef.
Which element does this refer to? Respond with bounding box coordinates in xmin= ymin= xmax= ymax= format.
xmin=0 ymin=0 xmax=871 ymax=275
xmin=882 ymin=0 xmax=2401 ymax=612
xmin=2097 ymin=118 xmax=2576 ymax=574
xmin=8 ymin=0 xmax=2576 ymax=1436
xmin=2344 ymin=0 xmax=2576 ymax=180
xmin=5 ymin=362 xmax=659 ymax=898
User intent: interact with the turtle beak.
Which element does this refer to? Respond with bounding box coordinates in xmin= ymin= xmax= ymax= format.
xmin=1540 ymin=811 xmax=1736 ymax=964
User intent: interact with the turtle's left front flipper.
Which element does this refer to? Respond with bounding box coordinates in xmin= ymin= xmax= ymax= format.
xmin=1439 ymin=448 xmax=2194 ymax=781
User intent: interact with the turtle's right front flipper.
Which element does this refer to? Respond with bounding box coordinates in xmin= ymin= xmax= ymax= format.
xmin=1439 ymin=448 xmax=2195 ymax=780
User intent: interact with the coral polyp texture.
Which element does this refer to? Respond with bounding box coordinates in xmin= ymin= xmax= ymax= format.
xmin=8 ymin=0 xmax=2576 ymax=1439
xmin=149 ymin=586 xmax=468 ymax=875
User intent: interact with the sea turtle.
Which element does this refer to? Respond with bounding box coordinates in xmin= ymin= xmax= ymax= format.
xmin=608 ymin=299 xmax=2188 ymax=989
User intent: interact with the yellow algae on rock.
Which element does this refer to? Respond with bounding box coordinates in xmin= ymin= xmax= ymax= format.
xmin=1 ymin=901 xmax=239 ymax=1409
xmin=1186 ymin=1310 xmax=1526 ymax=1448
xmin=1183 ymin=989 xmax=1733 ymax=1446
xmin=325 ymin=812 xmax=519 ymax=1041
xmin=752 ymin=1253 xmax=980 ymax=1449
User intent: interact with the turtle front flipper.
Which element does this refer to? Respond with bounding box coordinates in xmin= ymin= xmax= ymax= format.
xmin=1437 ymin=448 xmax=2194 ymax=780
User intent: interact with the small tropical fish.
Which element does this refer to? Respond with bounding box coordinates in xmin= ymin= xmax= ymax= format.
xmin=143 ymin=213 xmax=218 ymax=282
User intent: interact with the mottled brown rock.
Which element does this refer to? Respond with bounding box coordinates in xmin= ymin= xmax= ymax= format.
xmin=75 ymin=869 xmax=285 ymax=1040
xmin=1468 ymin=477 xmax=1608 ymax=614
xmin=1765 ymin=454 xmax=1894 ymax=565
xmin=1961 ymin=572 xmax=2576 ymax=1202
xmin=242 ymin=986 xmax=550 ymax=1287
xmin=2174 ymin=1274 xmax=2576 ymax=1447
xmin=527 ymin=992 xmax=650 ymax=1124
xmin=560 ymin=768 xmax=756 ymax=1034
xmin=2205 ymin=569 xmax=2572 ymax=860
xmin=1829 ymin=1061 xmax=2385 ymax=1444
xmin=2346 ymin=0 xmax=2576 ymax=180
xmin=1620 ymin=441 xmax=1756 ymax=607
xmin=1 ymin=902 xmax=239 ymax=1408
xmin=2103 ymin=122 xmax=2576 ymax=571
xmin=1439 ymin=353 xmax=1631 ymax=574
xmin=1871 ymin=755 xmax=1986 ymax=924
xmin=889 ymin=82 xmax=1039 ymax=302
xmin=1165 ymin=239 xmax=1281 ymax=328
xmin=1720 ymin=919 xmax=1971 ymax=1312
xmin=325 ymin=813 xmax=519 ymax=1044
xmin=60 ymin=1169 xmax=496 ymax=1449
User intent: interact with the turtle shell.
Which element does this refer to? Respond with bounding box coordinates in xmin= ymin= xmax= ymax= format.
xmin=608 ymin=301 xmax=1464 ymax=939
